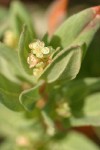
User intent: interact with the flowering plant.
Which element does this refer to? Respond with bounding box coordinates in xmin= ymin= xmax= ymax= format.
xmin=0 ymin=1 xmax=100 ymax=149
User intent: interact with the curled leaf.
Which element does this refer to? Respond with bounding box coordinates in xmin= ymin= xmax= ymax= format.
xmin=40 ymin=45 xmax=84 ymax=83
xmin=19 ymin=81 xmax=43 ymax=111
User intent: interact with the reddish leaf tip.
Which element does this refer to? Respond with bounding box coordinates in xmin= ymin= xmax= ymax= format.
xmin=92 ymin=6 xmax=100 ymax=15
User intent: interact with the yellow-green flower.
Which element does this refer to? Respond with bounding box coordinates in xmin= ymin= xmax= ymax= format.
xmin=3 ymin=30 xmax=18 ymax=48
xmin=27 ymin=53 xmax=39 ymax=68
xmin=27 ymin=39 xmax=53 ymax=77
xmin=56 ymin=101 xmax=71 ymax=118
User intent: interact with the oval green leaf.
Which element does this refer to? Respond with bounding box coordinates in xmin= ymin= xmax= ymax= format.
xmin=40 ymin=45 xmax=83 ymax=83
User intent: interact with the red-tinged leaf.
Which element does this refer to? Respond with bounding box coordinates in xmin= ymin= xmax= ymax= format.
xmin=92 ymin=6 xmax=100 ymax=15
xmin=47 ymin=0 xmax=69 ymax=36
xmin=50 ymin=6 xmax=100 ymax=49
xmin=73 ymin=7 xmax=100 ymax=47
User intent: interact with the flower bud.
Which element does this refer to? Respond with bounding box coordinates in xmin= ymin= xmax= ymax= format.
xmin=56 ymin=101 xmax=71 ymax=118
xmin=27 ymin=53 xmax=38 ymax=68
xmin=41 ymin=47 xmax=50 ymax=55
xmin=3 ymin=30 xmax=18 ymax=48
xmin=33 ymin=67 xmax=43 ymax=77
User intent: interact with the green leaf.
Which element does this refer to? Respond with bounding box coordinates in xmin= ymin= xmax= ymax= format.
xmin=42 ymin=33 xmax=49 ymax=45
xmin=18 ymin=25 xmax=33 ymax=75
xmin=0 ymin=42 xmax=21 ymax=82
xmin=61 ymin=78 xmax=100 ymax=126
xmin=41 ymin=111 xmax=55 ymax=136
xmin=42 ymin=7 xmax=100 ymax=83
xmin=40 ymin=45 xmax=83 ymax=83
xmin=70 ymin=92 xmax=100 ymax=127
xmin=46 ymin=131 xmax=100 ymax=150
xmin=0 ymin=56 xmax=19 ymax=83
xmin=0 ymin=42 xmax=36 ymax=84
xmin=0 ymin=104 xmax=45 ymax=150
xmin=0 ymin=74 xmax=23 ymax=111
xmin=9 ymin=1 xmax=36 ymax=37
xmin=62 ymin=78 xmax=100 ymax=100
xmin=50 ymin=7 xmax=100 ymax=49
xmin=78 ymin=28 xmax=100 ymax=78
xmin=19 ymin=81 xmax=43 ymax=111
xmin=0 ymin=43 xmax=18 ymax=64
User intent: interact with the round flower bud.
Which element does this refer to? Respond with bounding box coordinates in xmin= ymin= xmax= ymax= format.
xmin=56 ymin=102 xmax=71 ymax=118
xmin=41 ymin=47 xmax=50 ymax=55
xmin=33 ymin=67 xmax=43 ymax=77
xmin=36 ymin=62 xmax=45 ymax=68
xmin=27 ymin=53 xmax=38 ymax=68
xmin=36 ymin=52 xmax=44 ymax=58
xmin=3 ymin=30 xmax=18 ymax=48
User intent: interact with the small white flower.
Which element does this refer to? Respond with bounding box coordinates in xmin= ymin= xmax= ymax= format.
xmin=38 ymin=40 xmax=45 ymax=48
xmin=29 ymin=40 xmax=50 ymax=58
xmin=16 ymin=136 xmax=30 ymax=147
xmin=41 ymin=47 xmax=50 ymax=55
xmin=32 ymin=48 xmax=43 ymax=58
xmin=27 ymin=53 xmax=38 ymax=68
xmin=33 ymin=67 xmax=43 ymax=77
xmin=29 ymin=40 xmax=45 ymax=50
xmin=46 ymin=126 xmax=55 ymax=136
xmin=36 ymin=62 xmax=45 ymax=68
xmin=56 ymin=101 xmax=71 ymax=118
xmin=36 ymin=52 xmax=44 ymax=58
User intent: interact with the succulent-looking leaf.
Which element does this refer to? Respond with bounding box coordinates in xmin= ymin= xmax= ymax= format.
xmin=40 ymin=45 xmax=83 ymax=83
xmin=0 ymin=42 xmax=35 ymax=84
xmin=19 ymin=81 xmax=43 ymax=111
xmin=40 ymin=6 xmax=100 ymax=83
xmin=18 ymin=25 xmax=33 ymax=75
xmin=50 ymin=6 xmax=100 ymax=49
xmin=0 ymin=74 xmax=23 ymax=111
xmin=0 ymin=42 xmax=21 ymax=82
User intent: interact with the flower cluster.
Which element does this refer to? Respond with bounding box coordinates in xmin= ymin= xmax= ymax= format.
xmin=3 ymin=30 xmax=18 ymax=48
xmin=27 ymin=40 xmax=53 ymax=77
xmin=56 ymin=101 xmax=71 ymax=118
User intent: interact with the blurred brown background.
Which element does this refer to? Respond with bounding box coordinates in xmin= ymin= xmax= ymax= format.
xmin=0 ymin=0 xmax=100 ymax=7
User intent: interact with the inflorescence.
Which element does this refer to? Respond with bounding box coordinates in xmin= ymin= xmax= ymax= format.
xmin=3 ymin=30 xmax=18 ymax=48
xmin=27 ymin=40 xmax=53 ymax=77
